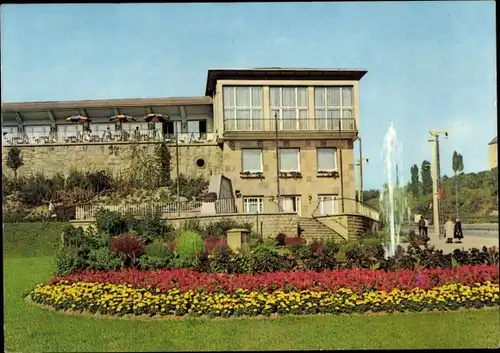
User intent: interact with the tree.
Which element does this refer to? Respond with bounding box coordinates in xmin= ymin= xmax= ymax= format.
xmin=452 ymin=151 xmax=465 ymax=218
xmin=6 ymin=147 xmax=24 ymax=180
xmin=420 ymin=160 xmax=432 ymax=195
xmin=408 ymin=164 xmax=420 ymax=197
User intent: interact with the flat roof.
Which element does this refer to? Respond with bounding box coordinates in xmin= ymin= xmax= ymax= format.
xmin=2 ymin=96 xmax=212 ymax=112
xmin=205 ymin=68 xmax=368 ymax=96
xmin=1 ymin=96 xmax=213 ymax=126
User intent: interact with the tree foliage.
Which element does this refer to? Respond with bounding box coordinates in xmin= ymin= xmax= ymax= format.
xmin=6 ymin=147 xmax=24 ymax=179
xmin=420 ymin=160 xmax=432 ymax=195
xmin=408 ymin=164 xmax=420 ymax=197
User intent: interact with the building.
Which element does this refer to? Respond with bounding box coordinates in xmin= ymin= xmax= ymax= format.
xmin=2 ymin=68 xmax=377 ymax=240
xmin=488 ymin=136 xmax=497 ymax=170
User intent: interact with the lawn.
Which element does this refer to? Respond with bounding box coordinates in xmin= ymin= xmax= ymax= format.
xmin=3 ymin=222 xmax=500 ymax=351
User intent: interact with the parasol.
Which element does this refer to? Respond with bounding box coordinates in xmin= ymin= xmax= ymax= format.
xmin=65 ymin=115 xmax=92 ymax=123
xmin=143 ymin=113 xmax=168 ymax=123
xmin=108 ymin=114 xmax=137 ymax=140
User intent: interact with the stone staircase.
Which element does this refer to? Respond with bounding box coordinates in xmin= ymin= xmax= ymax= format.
xmin=298 ymin=217 xmax=346 ymax=243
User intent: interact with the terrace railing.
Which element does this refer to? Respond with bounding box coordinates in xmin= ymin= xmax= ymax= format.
xmin=223 ymin=118 xmax=356 ymax=132
xmin=2 ymin=131 xmax=217 ymax=146
xmin=312 ymin=197 xmax=380 ymax=222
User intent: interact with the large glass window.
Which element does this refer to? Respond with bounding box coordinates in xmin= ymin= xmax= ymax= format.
xmin=223 ymin=86 xmax=263 ymax=131
xmin=314 ymin=87 xmax=354 ymax=130
xmin=56 ymin=124 xmax=82 ymax=142
xmin=270 ymin=87 xmax=308 ymax=130
xmin=279 ymin=148 xmax=300 ymax=172
xmin=242 ymin=149 xmax=263 ymax=173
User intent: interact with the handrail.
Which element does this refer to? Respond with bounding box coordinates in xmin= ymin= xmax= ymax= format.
xmin=223 ymin=117 xmax=357 ymax=132
xmin=311 ymin=200 xmax=348 ymax=242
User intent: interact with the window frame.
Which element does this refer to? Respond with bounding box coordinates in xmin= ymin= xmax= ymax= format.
xmin=243 ymin=196 xmax=264 ymax=213
xmin=318 ymin=194 xmax=339 ymax=215
xmin=278 ymin=195 xmax=301 ymax=215
xmin=279 ymin=148 xmax=301 ymax=172
xmin=270 ymin=86 xmax=309 ymax=130
xmin=241 ymin=148 xmax=263 ymax=173
xmin=316 ymin=147 xmax=338 ymax=172
xmin=314 ymin=86 xmax=354 ymax=130
xmin=223 ymin=86 xmax=263 ymax=131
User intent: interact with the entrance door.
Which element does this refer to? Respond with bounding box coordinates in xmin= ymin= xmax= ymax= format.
xmin=318 ymin=195 xmax=338 ymax=215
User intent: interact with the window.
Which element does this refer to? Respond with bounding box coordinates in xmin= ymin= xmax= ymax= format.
xmin=319 ymin=195 xmax=339 ymax=215
xmin=223 ymin=86 xmax=263 ymax=131
xmin=314 ymin=87 xmax=354 ymax=130
xmin=270 ymin=87 xmax=308 ymax=130
xmin=279 ymin=196 xmax=301 ymax=215
xmin=242 ymin=149 xmax=263 ymax=173
xmin=56 ymin=124 xmax=82 ymax=141
xmin=243 ymin=197 xmax=263 ymax=213
xmin=187 ymin=120 xmax=207 ymax=140
xmin=90 ymin=123 xmax=115 ymax=136
xmin=317 ymin=148 xmax=337 ymax=172
xmin=2 ymin=126 xmax=17 ymax=136
xmin=279 ymin=148 xmax=300 ymax=172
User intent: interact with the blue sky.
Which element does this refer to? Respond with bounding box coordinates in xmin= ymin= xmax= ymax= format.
xmin=1 ymin=2 xmax=496 ymax=189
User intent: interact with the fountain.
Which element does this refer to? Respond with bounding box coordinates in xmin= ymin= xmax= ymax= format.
xmin=379 ymin=122 xmax=408 ymax=258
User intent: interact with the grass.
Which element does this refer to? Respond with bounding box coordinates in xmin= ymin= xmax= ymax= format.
xmin=3 ymin=221 xmax=69 ymax=257
xmin=3 ymin=222 xmax=500 ymax=351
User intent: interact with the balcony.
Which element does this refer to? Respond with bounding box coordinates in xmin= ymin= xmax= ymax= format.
xmin=223 ymin=118 xmax=357 ymax=140
xmin=2 ymin=130 xmax=217 ymax=146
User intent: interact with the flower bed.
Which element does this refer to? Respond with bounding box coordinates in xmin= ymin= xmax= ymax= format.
xmin=29 ymin=265 xmax=500 ymax=318
xmin=30 ymin=281 xmax=499 ymax=318
xmin=49 ymin=265 xmax=499 ymax=293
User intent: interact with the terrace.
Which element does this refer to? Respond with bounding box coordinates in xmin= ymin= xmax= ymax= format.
xmin=1 ymin=96 xmax=216 ymax=146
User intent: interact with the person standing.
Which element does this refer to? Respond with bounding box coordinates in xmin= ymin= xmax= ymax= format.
xmin=423 ymin=217 xmax=429 ymax=237
xmin=418 ymin=216 xmax=425 ymax=237
xmin=445 ymin=217 xmax=455 ymax=244
xmin=454 ymin=218 xmax=464 ymax=243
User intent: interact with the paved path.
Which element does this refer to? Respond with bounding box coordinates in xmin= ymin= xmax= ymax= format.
xmin=397 ymin=233 xmax=498 ymax=253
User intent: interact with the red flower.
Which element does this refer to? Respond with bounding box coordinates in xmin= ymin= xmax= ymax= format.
xmin=51 ymin=265 xmax=499 ymax=294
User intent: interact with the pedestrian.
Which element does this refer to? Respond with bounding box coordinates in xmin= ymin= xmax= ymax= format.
xmin=445 ymin=217 xmax=454 ymax=244
xmin=418 ymin=216 xmax=425 ymax=237
xmin=48 ymin=201 xmax=56 ymax=219
xmin=423 ymin=217 xmax=429 ymax=237
xmin=454 ymin=218 xmax=463 ymax=243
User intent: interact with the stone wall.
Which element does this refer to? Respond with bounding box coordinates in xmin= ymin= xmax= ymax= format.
xmin=2 ymin=142 xmax=223 ymax=179
xmin=71 ymin=212 xmax=298 ymax=239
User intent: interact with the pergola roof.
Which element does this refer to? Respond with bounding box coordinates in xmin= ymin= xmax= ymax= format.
xmin=205 ymin=67 xmax=368 ymax=96
xmin=1 ymin=96 xmax=213 ymax=126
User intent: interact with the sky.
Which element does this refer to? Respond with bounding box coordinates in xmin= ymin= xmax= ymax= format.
xmin=1 ymin=2 xmax=496 ymax=189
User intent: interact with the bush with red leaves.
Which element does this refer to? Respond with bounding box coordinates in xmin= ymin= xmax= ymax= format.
xmin=51 ymin=265 xmax=499 ymax=294
xmin=284 ymin=236 xmax=306 ymax=246
xmin=204 ymin=237 xmax=228 ymax=254
xmin=109 ymin=234 xmax=145 ymax=268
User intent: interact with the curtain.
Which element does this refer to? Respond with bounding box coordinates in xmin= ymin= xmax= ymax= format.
xmin=279 ymin=148 xmax=299 ymax=172
xmin=242 ymin=149 xmax=262 ymax=172
xmin=320 ymin=196 xmax=338 ymax=215
xmin=223 ymin=86 xmax=262 ymax=131
xmin=315 ymin=87 xmax=353 ymax=130
xmin=317 ymin=148 xmax=336 ymax=171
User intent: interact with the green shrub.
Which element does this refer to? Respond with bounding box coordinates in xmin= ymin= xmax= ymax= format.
xmin=95 ymin=208 xmax=128 ymax=236
xmin=138 ymin=255 xmax=173 ymax=271
xmin=87 ymin=247 xmax=122 ymax=271
xmin=176 ymin=230 xmax=204 ymax=266
xmin=129 ymin=214 xmax=174 ymax=243
xmin=86 ymin=170 xmax=112 ymax=193
xmin=54 ymin=248 xmax=81 ymax=276
xmin=145 ymin=239 xmax=174 ymax=258
xmin=66 ymin=169 xmax=89 ymax=190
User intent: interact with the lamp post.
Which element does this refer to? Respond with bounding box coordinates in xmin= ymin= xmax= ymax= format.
xmin=356 ymin=157 xmax=369 ymax=202
xmin=428 ymin=130 xmax=448 ymax=237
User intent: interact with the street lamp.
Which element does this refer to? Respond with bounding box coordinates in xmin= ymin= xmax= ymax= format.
xmin=356 ymin=157 xmax=369 ymax=202
xmin=428 ymin=130 xmax=448 ymax=238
